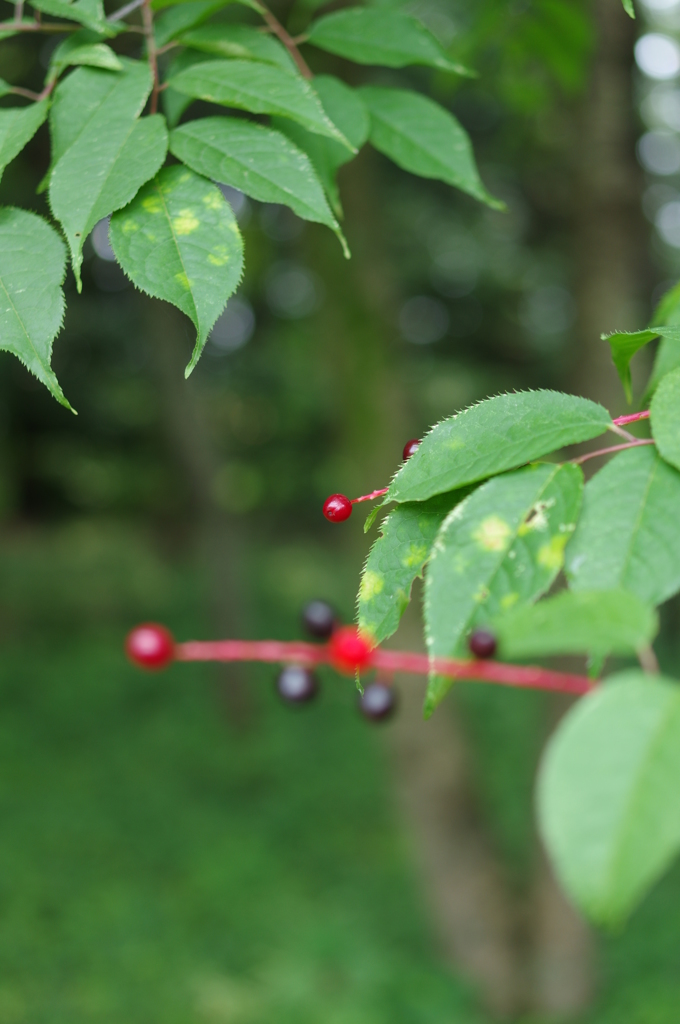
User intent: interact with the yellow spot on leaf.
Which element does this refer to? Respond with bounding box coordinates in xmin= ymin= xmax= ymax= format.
xmin=360 ymin=570 xmax=384 ymax=602
xmin=401 ymin=543 xmax=428 ymax=568
xmin=142 ymin=195 xmax=163 ymax=215
xmin=172 ymin=209 xmax=200 ymax=235
xmin=121 ymin=218 xmax=139 ymax=235
xmin=500 ymin=592 xmax=519 ymax=610
xmin=473 ymin=584 xmax=490 ymax=603
xmin=208 ymin=245 xmax=231 ymax=267
xmin=175 ymin=271 xmax=191 ymax=291
xmin=473 ymin=515 xmax=512 ymax=552
xmin=537 ymin=534 xmax=568 ymax=571
xmin=203 ymin=190 xmax=223 ymax=211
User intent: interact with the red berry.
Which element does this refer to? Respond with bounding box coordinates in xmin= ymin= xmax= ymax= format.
xmin=402 ymin=439 xmax=421 ymax=461
xmin=276 ymin=665 xmax=318 ymax=703
xmin=359 ymin=682 xmax=397 ymax=722
xmin=323 ymin=493 xmax=352 ymax=522
xmin=328 ymin=626 xmax=373 ymax=674
xmin=468 ymin=629 xmax=497 ymax=659
xmin=126 ymin=623 xmax=175 ymax=669
xmin=302 ymin=599 xmax=336 ymax=640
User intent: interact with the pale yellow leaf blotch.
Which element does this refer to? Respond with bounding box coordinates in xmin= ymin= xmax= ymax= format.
xmin=203 ymin=190 xmax=224 ymax=211
xmin=473 ymin=515 xmax=512 ymax=552
xmin=175 ymin=271 xmax=192 ymax=291
xmin=173 ymin=209 xmax=200 ymax=235
xmin=501 ymin=591 xmax=519 ymax=610
xmin=537 ymin=534 xmax=568 ymax=571
xmin=360 ymin=570 xmax=384 ymax=602
xmin=142 ymin=195 xmax=163 ymax=215
xmin=401 ymin=543 xmax=428 ymax=568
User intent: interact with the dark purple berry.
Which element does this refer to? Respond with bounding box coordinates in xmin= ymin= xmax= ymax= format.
xmin=402 ymin=439 xmax=421 ymax=461
xmin=302 ymin=600 xmax=336 ymax=640
xmin=468 ymin=629 xmax=497 ymax=659
xmin=359 ymin=681 xmax=397 ymax=722
xmin=276 ymin=664 xmax=318 ymax=704
xmin=323 ymin=493 xmax=352 ymax=522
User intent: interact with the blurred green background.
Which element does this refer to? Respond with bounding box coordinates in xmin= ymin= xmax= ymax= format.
xmin=3 ymin=0 xmax=680 ymax=1019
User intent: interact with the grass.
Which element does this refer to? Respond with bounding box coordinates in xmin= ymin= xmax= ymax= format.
xmin=1 ymin=524 xmax=680 ymax=1022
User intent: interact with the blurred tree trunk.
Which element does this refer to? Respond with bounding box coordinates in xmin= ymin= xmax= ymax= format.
xmin=526 ymin=0 xmax=647 ymax=1016
xmin=572 ymin=0 xmax=647 ymax=411
xmin=144 ymin=300 xmax=255 ymax=730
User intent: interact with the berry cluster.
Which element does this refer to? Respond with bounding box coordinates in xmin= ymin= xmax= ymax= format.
xmin=275 ymin=601 xmax=396 ymax=722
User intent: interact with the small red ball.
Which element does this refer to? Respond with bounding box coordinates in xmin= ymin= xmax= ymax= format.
xmin=126 ymin=623 xmax=175 ymax=669
xmin=323 ymin=493 xmax=353 ymax=522
xmin=402 ymin=439 xmax=421 ymax=461
xmin=328 ymin=626 xmax=374 ymax=674
xmin=468 ymin=629 xmax=497 ymax=660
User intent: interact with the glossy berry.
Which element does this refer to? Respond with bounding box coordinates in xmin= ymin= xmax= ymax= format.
xmin=402 ymin=439 xmax=421 ymax=461
xmin=302 ymin=599 xmax=337 ymax=640
xmin=468 ymin=629 xmax=497 ymax=659
xmin=359 ymin=682 xmax=397 ymax=722
xmin=329 ymin=626 xmax=373 ymax=674
xmin=126 ymin=623 xmax=175 ymax=669
xmin=276 ymin=664 xmax=318 ymax=703
xmin=323 ymin=493 xmax=352 ymax=522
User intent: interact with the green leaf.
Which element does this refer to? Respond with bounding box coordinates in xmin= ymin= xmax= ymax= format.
xmin=162 ymin=49 xmax=212 ymax=128
xmin=0 ymin=207 xmax=71 ymax=410
xmin=274 ymin=75 xmax=368 ymax=217
xmin=0 ymin=78 xmax=14 ymax=98
xmin=495 ymin=589 xmax=657 ymax=660
xmin=651 ymin=366 xmax=680 ymax=471
xmin=603 ymin=327 xmax=661 ymax=404
xmin=386 ymin=390 xmax=611 ymax=503
xmin=154 ymin=0 xmax=231 ymax=48
xmin=307 ymin=8 xmax=472 ymax=76
xmin=167 ymin=60 xmax=354 ymax=148
xmin=537 ymin=671 xmax=680 ymax=927
xmin=110 ymin=165 xmax=244 ymax=375
xmin=30 ymin=0 xmax=115 ymax=35
xmin=178 ymin=24 xmax=295 ymax=69
xmin=49 ymin=61 xmax=168 ymax=288
xmin=646 ymin=326 xmax=680 ymax=398
xmin=0 ymin=100 xmax=48 ymax=186
xmin=48 ymin=33 xmax=123 ymax=82
xmin=359 ymin=86 xmax=502 ymax=210
xmin=622 ymin=0 xmax=635 ymax=16
xmin=152 ymin=0 xmax=260 ymax=10
xmin=357 ymin=490 xmax=469 ymax=645
xmin=566 ymin=446 xmax=680 ymax=606
xmin=424 ymin=462 xmax=583 ymax=716
xmin=170 ymin=116 xmax=348 ymax=256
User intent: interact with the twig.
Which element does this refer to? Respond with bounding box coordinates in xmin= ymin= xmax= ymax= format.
xmin=0 ymin=18 xmax=80 ymax=31
xmin=609 ymin=422 xmax=637 ymax=441
xmin=141 ymin=0 xmax=159 ymax=114
xmin=571 ymin=438 xmax=655 ymax=466
xmin=10 ymin=77 xmax=55 ymax=101
xmin=175 ymin=638 xmax=595 ymax=695
xmin=637 ymin=645 xmax=660 ymax=674
xmin=256 ymin=1 xmax=312 ymax=79
xmin=13 ymin=0 xmax=24 ymax=22
xmin=107 ymin=0 xmax=145 ymax=21
xmin=613 ymin=410 xmax=650 ymax=427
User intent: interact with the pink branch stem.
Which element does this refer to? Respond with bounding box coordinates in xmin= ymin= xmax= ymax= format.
xmin=571 ymin=438 xmax=655 ymax=466
xmin=613 ymin=410 xmax=650 ymax=426
xmin=351 ymin=487 xmax=389 ymax=505
xmin=175 ymin=640 xmax=594 ymax=695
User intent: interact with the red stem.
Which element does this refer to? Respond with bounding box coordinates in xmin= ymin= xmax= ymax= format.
xmin=571 ymin=438 xmax=655 ymax=466
xmin=613 ymin=410 xmax=650 ymax=426
xmin=351 ymin=487 xmax=389 ymax=505
xmin=175 ymin=639 xmax=594 ymax=695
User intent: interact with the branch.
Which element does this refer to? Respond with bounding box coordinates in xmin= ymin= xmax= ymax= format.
xmin=571 ymin=438 xmax=655 ymax=466
xmin=256 ymin=1 xmax=313 ymax=79
xmin=107 ymin=0 xmax=145 ymax=21
xmin=141 ymin=0 xmax=159 ymax=114
xmin=0 ymin=18 xmax=81 ymax=31
xmin=174 ymin=638 xmax=595 ymax=695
